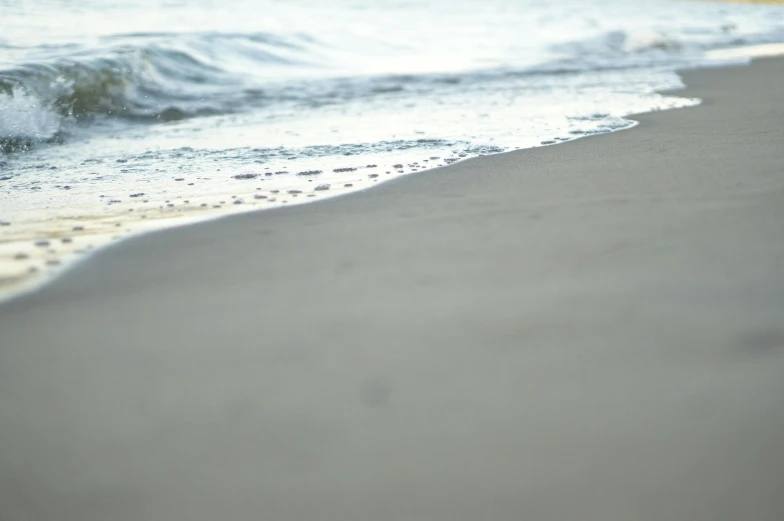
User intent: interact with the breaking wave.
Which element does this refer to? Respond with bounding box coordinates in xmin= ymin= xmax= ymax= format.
xmin=0 ymin=32 xmax=317 ymax=150
xmin=3 ymin=5 xmax=784 ymax=154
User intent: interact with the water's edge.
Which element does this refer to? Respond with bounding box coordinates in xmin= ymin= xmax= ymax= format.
xmin=6 ymin=42 xmax=784 ymax=306
xmin=4 ymin=56 xmax=756 ymax=306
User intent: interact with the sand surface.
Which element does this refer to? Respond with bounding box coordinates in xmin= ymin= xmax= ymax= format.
xmin=1 ymin=58 xmax=783 ymax=521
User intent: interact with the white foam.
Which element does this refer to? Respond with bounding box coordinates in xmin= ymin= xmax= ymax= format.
xmin=621 ymin=30 xmax=682 ymax=54
xmin=706 ymin=43 xmax=784 ymax=62
xmin=0 ymin=87 xmax=60 ymax=141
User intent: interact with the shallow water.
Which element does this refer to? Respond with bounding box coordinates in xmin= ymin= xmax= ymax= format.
xmin=2 ymin=0 xmax=784 ymax=296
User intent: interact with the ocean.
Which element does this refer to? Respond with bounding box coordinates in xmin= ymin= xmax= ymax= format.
xmin=2 ymin=0 xmax=784 ymax=295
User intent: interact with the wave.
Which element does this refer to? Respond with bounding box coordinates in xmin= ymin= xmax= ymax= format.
xmin=0 ymin=32 xmax=316 ymax=149
xmin=2 ymin=19 xmax=782 ymax=154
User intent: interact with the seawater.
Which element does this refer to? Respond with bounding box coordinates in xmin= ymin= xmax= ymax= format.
xmin=2 ymin=0 xmax=784 ymax=296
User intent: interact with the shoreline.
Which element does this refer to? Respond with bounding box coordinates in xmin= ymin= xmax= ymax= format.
xmin=2 ymin=56 xmax=784 ymax=520
xmin=5 ymin=42 xmax=778 ymax=303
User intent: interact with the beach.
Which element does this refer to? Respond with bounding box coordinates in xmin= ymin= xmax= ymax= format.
xmin=4 ymin=0 xmax=784 ymax=293
xmin=1 ymin=54 xmax=783 ymax=521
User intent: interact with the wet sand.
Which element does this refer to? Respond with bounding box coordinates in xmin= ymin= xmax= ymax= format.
xmin=1 ymin=58 xmax=783 ymax=521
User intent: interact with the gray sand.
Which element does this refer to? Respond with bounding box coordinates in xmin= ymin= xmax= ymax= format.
xmin=1 ymin=58 xmax=784 ymax=521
